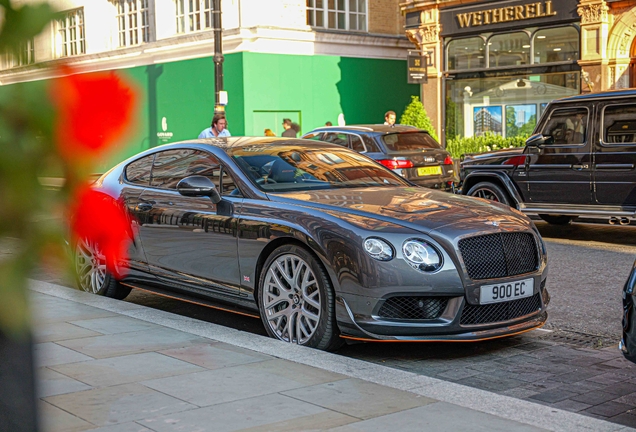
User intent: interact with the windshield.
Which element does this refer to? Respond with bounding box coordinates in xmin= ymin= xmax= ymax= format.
xmin=230 ymin=145 xmax=410 ymax=192
xmin=382 ymin=132 xmax=442 ymax=152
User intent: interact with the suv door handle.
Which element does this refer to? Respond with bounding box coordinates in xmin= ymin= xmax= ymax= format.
xmin=572 ymin=164 xmax=589 ymax=170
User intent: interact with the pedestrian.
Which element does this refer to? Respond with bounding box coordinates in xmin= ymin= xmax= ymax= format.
xmin=325 ymin=121 xmax=332 ymax=126
xmin=199 ymin=113 xmax=231 ymax=138
xmin=264 ymin=128 xmax=276 ymax=136
xmin=281 ymin=118 xmax=297 ymax=137
xmin=384 ymin=110 xmax=396 ymax=126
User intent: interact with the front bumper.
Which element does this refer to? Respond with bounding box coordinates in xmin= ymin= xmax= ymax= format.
xmin=335 ymin=281 xmax=549 ymax=342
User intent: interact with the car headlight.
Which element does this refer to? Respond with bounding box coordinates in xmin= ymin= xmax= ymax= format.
xmin=363 ymin=238 xmax=394 ymax=261
xmin=402 ymin=239 xmax=442 ymax=272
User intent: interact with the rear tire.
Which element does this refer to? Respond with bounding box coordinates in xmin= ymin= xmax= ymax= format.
xmin=258 ymin=244 xmax=342 ymax=351
xmin=538 ymin=214 xmax=574 ymax=225
xmin=466 ymin=181 xmax=511 ymax=206
xmin=74 ymin=238 xmax=131 ymax=300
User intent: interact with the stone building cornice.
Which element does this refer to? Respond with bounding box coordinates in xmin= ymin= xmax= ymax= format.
xmin=578 ymin=1 xmax=610 ymax=24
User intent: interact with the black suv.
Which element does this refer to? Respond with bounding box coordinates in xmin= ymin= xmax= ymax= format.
xmin=303 ymin=125 xmax=457 ymax=191
xmin=460 ymin=89 xmax=636 ymax=225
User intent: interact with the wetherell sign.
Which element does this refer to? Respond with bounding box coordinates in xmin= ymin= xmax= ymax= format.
xmin=456 ymin=1 xmax=556 ymax=28
xmin=440 ymin=0 xmax=579 ymax=36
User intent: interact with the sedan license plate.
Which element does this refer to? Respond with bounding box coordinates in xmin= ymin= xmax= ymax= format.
xmin=417 ymin=166 xmax=442 ymax=176
xmin=480 ymin=278 xmax=534 ymax=304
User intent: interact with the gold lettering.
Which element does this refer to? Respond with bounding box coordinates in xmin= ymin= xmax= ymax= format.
xmin=473 ymin=11 xmax=483 ymax=26
xmin=525 ymin=4 xmax=536 ymax=18
xmin=491 ymin=8 xmax=502 ymax=24
xmin=457 ymin=12 xmax=472 ymax=28
xmin=536 ymin=2 xmax=545 ymax=17
xmin=545 ymin=0 xmax=557 ymax=16
xmin=483 ymin=9 xmax=492 ymax=25
xmin=514 ymin=5 xmax=524 ymax=20
xmin=505 ymin=7 xmax=514 ymax=21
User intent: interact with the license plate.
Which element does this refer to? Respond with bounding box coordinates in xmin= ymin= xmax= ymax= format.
xmin=480 ymin=278 xmax=534 ymax=304
xmin=417 ymin=166 xmax=442 ymax=176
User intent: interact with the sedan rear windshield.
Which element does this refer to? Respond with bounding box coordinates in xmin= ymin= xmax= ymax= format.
xmin=382 ymin=132 xmax=441 ymax=152
xmin=230 ymin=145 xmax=410 ymax=192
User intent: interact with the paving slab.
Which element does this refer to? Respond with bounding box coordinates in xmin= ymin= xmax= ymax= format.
xmin=158 ymin=342 xmax=270 ymax=369
xmin=34 ymin=342 xmax=93 ymax=367
xmin=37 ymin=367 xmax=92 ymax=398
xmin=50 ymin=352 xmax=204 ymax=387
xmin=43 ymin=383 xmax=197 ymax=427
xmin=33 ymin=321 xmax=103 ymax=343
xmin=39 ymin=400 xmax=94 ymax=432
xmin=138 ymin=393 xmax=354 ymax=432
xmin=69 ymin=315 xmax=162 ymax=335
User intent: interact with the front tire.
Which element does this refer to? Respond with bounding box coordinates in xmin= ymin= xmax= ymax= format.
xmin=538 ymin=214 xmax=574 ymax=225
xmin=258 ymin=244 xmax=341 ymax=350
xmin=467 ymin=181 xmax=511 ymax=206
xmin=74 ymin=238 xmax=131 ymax=300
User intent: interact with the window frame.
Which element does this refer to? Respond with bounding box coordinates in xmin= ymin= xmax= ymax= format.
xmin=539 ymin=106 xmax=590 ymax=147
xmin=306 ymin=0 xmax=368 ymax=32
xmin=175 ymin=0 xmax=213 ymax=34
xmin=600 ymin=103 xmax=636 ymax=147
xmin=56 ymin=8 xmax=86 ymax=58
xmin=116 ymin=0 xmax=150 ymax=47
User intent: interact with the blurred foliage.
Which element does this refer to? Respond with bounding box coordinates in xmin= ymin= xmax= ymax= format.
xmin=0 ymin=1 xmax=59 ymax=337
xmin=399 ymin=95 xmax=439 ymax=142
xmin=446 ymin=132 xmax=528 ymax=159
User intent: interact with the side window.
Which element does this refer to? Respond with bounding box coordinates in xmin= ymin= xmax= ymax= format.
xmin=303 ymin=133 xmax=324 ymax=141
xmin=362 ymin=135 xmax=381 ymax=152
xmin=220 ymin=168 xmax=240 ymax=196
xmin=541 ymin=107 xmax=588 ymax=145
xmin=151 ymin=149 xmax=198 ymax=189
xmin=322 ymin=132 xmax=349 ymax=147
xmin=603 ymin=105 xmax=636 ymax=144
xmin=350 ymin=135 xmax=366 ymax=152
xmin=125 ymin=154 xmax=154 ymax=185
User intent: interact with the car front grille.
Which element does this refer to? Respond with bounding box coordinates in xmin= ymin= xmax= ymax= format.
xmin=458 ymin=232 xmax=539 ymax=280
xmin=460 ymin=293 xmax=542 ymax=326
xmin=377 ymin=296 xmax=450 ymax=320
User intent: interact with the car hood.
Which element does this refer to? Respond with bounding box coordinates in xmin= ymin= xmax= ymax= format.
xmin=462 ymin=147 xmax=525 ymax=164
xmin=268 ymin=187 xmax=532 ymax=234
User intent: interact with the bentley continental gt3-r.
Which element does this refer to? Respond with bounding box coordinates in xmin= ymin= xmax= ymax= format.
xmin=74 ymin=137 xmax=550 ymax=350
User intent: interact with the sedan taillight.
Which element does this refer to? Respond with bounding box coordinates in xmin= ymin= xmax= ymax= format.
xmin=378 ymin=159 xmax=414 ymax=169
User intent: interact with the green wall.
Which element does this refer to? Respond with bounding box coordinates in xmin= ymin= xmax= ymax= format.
xmin=4 ymin=52 xmax=418 ymax=173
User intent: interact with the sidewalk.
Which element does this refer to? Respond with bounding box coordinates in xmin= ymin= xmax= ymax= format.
xmin=31 ymin=280 xmax=635 ymax=432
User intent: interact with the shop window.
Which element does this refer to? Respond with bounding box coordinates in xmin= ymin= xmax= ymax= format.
xmin=488 ymin=32 xmax=530 ymax=68
xmin=447 ymin=37 xmax=485 ymax=71
xmin=534 ymin=26 xmax=579 ymax=64
xmin=307 ymin=0 xmax=367 ymax=32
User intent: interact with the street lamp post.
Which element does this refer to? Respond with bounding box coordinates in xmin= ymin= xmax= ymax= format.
xmin=212 ymin=0 xmax=224 ymax=114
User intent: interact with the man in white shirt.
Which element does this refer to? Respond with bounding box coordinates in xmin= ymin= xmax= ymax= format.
xmin=384 ymin=110 xmax=396 ymax=126
xmin=199 ymin=114 xmax=231 ymax=138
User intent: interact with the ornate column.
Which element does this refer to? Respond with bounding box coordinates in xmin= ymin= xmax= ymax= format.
xmin=577 ymin=0 xmax=610 ymax=91
xmin=404 ymin=7 xmax=443 ymax=142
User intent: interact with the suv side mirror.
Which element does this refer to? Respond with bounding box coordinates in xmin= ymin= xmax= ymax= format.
xmin=526 ymin=133 xmax=554 ymax=147
xmin=177 ymin=175 xmax=222 ymax=204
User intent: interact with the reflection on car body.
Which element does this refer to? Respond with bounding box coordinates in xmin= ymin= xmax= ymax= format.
xmin=74 ymin=137 xmax=549 ymax=350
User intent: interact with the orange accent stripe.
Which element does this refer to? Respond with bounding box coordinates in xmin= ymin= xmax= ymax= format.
xmin=122 ymin=283 xmax=261 ymax=319
xmin=339 ymin=323 xmax=544 ymax=343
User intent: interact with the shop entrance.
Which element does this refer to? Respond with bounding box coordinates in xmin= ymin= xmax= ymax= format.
xmin=630 ymin=37 xmax=636 ymax=88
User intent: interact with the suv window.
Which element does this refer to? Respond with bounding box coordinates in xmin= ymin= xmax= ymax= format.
xmin=303 ymin=133 xmax=324 ymax=141
xmin=603 ymin=105 xmax=636 ymax=144
xmin=542 ymin=107 xmax=588 ymax=145
xmin=322 ymin=133 xmax=348 ymax=147
xmin=125 ymin=154 xmax=155 ymax=185
xmin=382 ymin=132 xmax=441 ymax=151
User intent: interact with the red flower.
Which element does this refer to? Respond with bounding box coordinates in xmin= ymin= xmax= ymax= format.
xmin=70 ymin=187 xmax=132 ymax=278
xmin=50 ymin=66 xmax=136 ymax=162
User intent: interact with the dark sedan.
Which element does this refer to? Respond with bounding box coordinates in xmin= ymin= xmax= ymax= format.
xmin=621 ymin=259 xmax=636 ymax=363
xmin=302 ymin=125 xmax=457 ymax=191
xmin=75 ymin=137 xmax=549 ymax=350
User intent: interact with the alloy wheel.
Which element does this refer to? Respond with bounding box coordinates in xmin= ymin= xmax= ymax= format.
xmin=75 ymin=239 xmax=106 ymax=294
xmin=262 ymin=254 xmax=321 ymax=344
xmin=472 ymin=187 xmax=501 ymax=202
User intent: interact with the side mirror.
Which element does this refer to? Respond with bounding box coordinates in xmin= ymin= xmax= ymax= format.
xmin=525 ymin=133 xmax=554 ymax=147
xmin=177 ymin=175 xmax=222 ymax=204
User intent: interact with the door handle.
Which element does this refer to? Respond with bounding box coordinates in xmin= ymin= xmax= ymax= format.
xmin=137 ymin=202 xmax=153 ymax=211
xmin=572 ymin=164 xmax=589 ymax=170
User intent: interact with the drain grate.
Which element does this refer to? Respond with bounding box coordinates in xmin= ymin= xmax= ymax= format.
xmin=537 ymin=330 xmax=614 ymax=349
